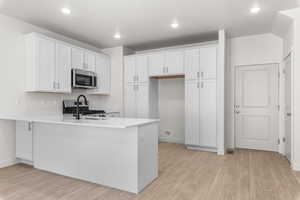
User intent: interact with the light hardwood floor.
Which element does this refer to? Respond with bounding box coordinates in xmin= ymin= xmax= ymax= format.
xmin=0 ymin=143 xmax=300 ymax=200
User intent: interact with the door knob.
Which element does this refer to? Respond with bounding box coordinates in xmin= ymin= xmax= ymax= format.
xmin=286 ymin=113 xmax=292 ymax=117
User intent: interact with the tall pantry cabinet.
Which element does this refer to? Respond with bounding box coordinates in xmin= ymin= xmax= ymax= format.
xmin=124 ymin=55 xmax=158 ymax=118
xmin=185 ymin=46 xmax=217 ymax=150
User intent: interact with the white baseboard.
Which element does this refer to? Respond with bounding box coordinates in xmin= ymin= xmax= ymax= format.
xmin=159 ymin=137 xmax=184 ymax=144
xmin=0 ymin=159 xmax=17 ymax=168
xmin=217 ymin=148 xmax=225 ymax=155
xmin=186 ymin=145 xmax=217 ymax=153
xmin=292 ymin=162 xmax=300 ymax=171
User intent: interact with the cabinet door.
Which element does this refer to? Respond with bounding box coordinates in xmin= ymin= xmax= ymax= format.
xmin=84 ymin=51 xmax=96 ymax=72
xmin=185 ymin=48 xmax=200 ymax=81
xmin=16 ymin=121 xmax=33 ymax=161
xmin=124 ymin=56 xmax=136 ymax=83
xmin=185 ymin=81 xmax=200 ymax=146
xmin=56 ymin=43 xmax=71 ymax=93
xmin=124 ymin=84 xmax=137 ymax=118
xmin=71 ymin=47 xmax=84 ymax=69
xmin=200 ymin=46 xmax=217 ymax=80
xmin=136 ymin=55 xmax=149 ymax=83
xmin=37 ymin=37 xmax=56 ymax=91
xmin=199 ymin=81 xmax=217 ymax=147
xmin=136 ymin=84 xmax=149 ymax=118
xmin=165 ymin=50 xmax=184 ymax=75
xmin=148 ymin=52 xmax=164 ymax=76
xmin=94 ymin=54 xmax=111 ymax=94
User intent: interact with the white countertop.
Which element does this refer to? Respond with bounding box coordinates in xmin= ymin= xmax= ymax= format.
xmin=0 ymin=114 xmax=160 ymax=128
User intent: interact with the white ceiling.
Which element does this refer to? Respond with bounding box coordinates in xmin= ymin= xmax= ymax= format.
xmin=0 ymin=0 xmax=298 ymax=50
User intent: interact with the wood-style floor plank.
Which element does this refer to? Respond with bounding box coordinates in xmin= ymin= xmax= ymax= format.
xmin=0 ymin=143 xmax=299 ymax=200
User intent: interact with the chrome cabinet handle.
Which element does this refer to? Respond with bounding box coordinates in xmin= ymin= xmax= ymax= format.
xmin=201 ymin=72 xmax=204 ymax=78
xmin=235 ymin=110 xmax=240 ymax=114
xmin=197 ymin=82 xmax=200 ymax=88
xmin=197 ymin=72 xmax=200 ymax=78
xmin=28 ymin=122 xmax=32 ymax=131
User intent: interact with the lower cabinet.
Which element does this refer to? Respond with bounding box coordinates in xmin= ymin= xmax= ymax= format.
xmin=124 ymin=81 xmax=158 ymax=119
xmin=16 ymin=121 xmax=33 ymax=162
xmin=185 ymin=81 xmax=217 ymax=149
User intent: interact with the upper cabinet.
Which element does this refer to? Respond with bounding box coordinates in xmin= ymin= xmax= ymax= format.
xmin=185 ymin=45 xmax=217 ymax=81
xmin=71 ymin=47 xmax=84 ymax=70
xmin=89 ymin=53 xmax=111 ymax=95
xmin=148 ymin=52 xmax=164 ymax=76
xmin=200 ymin=46 xmax=217 ymax=80
xmin=124 ymin=55 xmax=149 ymax=84
xmin=71 ymin=48 xmax=96 ymax=72
xmin=56 ymin=42 xmax=72 ymax=93
xmin=25 ymin=32 xmax=111 ymax=94
xmin=26 ymin=33 xmax=71 ymax=93
xmin=84 ymin=51 xmax=96 ymax=72
xmin=148 ymin=50 xmax=184 ymax=77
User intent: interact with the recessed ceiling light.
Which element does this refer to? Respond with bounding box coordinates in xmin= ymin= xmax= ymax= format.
xmin=114 ymin=32 xmax=121 ymax=39
xmin=171 ymin=21 xmax=179 ymax=29
xmin=61 ymin=7 xmax=71 ymax=15
xmin=250 ymin=7 xmax=261 ymax=14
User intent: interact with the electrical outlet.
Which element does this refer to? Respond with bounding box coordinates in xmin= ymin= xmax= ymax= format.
xmin=165 ymin=131 xmax=171 ymax=136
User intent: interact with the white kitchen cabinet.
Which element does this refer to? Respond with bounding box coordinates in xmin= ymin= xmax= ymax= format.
xmin=25 ymin=33 xmax=71 ymax=93
xmin=124 ymin=55 xmax=149 ymax=84
xmin=71 ymin=47 xmax=85 ymax=69
xmin=124 ymin=56 xmax=136 ymax=83
xmin=56 ymin=42 xmax=72 ymax=93
xmin=165 ymin=50 xmax=184 ymax=75
xmin=199 ymin=81 xmax=217 ymax=147
xmin=185 ymin=81 xmax=200 ymax=146
xmin=185 ymin=45 xmax=217 ymax=81
xmin=200 ymin=46 xmax=217 ymax=80
xmin=124 ymin=84 xmax=138 ymax=118
xmin=185 ymin=48 xmax=200 ymax=81
xmin=124 ymin=81 xmax=158 ymax=119
xmin=148 ymin=52 xmax=164 ymax=76
xmin=148 ymin=50 xmax=184 ymax=77
xmin=136 ymin=83 xmax=150 ymax=118
xmin=185 ymin=80 xmax=217 ymax=149
xmin=16 ymin=121 xmax=33 ymax=162
xmin=84 ymin=51 xmax=96 ymax=72
xmin=89 ymin=53 xmax=111 ymax=95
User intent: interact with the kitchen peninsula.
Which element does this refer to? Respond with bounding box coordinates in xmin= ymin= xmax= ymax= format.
xmin=0 ymin=115 xmax=159 ymax=194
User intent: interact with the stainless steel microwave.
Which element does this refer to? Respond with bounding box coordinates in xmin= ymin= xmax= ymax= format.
xmin=71 ymin=69 xmax=97 ymax=89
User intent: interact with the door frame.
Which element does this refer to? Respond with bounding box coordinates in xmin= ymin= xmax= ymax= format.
xmin=283 ymin=50 xmax=295 ymax=166
xmin=233 ymin=63 xmax=280 ymax=152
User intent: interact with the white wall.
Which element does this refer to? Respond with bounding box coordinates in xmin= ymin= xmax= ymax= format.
xmin=0 ymin=14 xmax=125 ymax=167
xmin=158 ymin=78 xmax=185 ymax=144
xmin=226 ymin=33 xmax=283 ymax=149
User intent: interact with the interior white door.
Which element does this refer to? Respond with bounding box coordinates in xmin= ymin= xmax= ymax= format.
xmin=284 ymin=55 xmax=292 ymax=162
xmin=235 ymin=64 xmax=278 ymax=151
xmin=199 ymin=81 xmax=217 ymax=147
xmin=184 ymin=48 xmax=200 ymax=81
xmin=56 ymin=42 xmax=71 ymax=93
xmin=124 ymin=84 xmax=137 ymax=118
xmin=124 ymin=56 xmax=136 ymax=83
xmin=165 ymin=50 xmax=184 ymax=75
xmin=200 ymin=46 xmax=217 ymax=80
xmin=136 ymin=83 xmax=149 ymax=118
xmin=185 ymin=81 xmax=200 ymax=146
xmin=135 ymin=55 xmax=149 ymax=83
xmin=37 ymin=37 xmax=56 ymax=91
xmin=148 ymin=52 xmax=164 ymax=76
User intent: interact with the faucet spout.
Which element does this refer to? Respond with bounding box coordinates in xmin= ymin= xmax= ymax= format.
xmin=76 ymin=95 xmax=88 ymax=120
